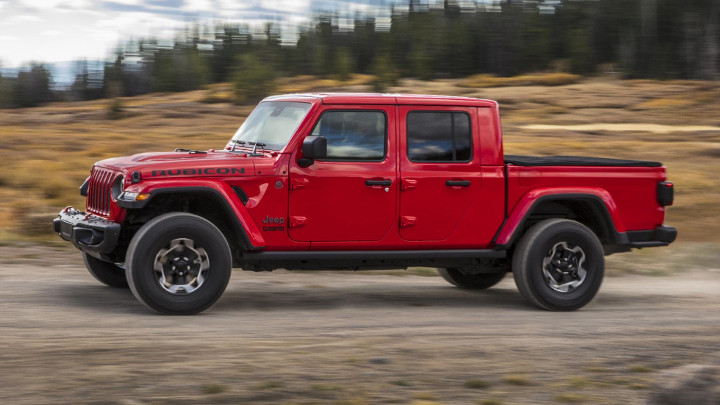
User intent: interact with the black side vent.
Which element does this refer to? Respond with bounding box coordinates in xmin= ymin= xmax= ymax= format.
xmin=79 ymin=176 xmax=90 ymax=197
xmin=231 ymin=186 xmax=249 ymax=205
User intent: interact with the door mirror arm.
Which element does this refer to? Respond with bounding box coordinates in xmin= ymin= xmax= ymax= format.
xmin=297 ymin=158 xmax=314 ymax=168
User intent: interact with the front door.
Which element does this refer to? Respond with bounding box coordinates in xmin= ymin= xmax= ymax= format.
xmin=288 ymin=105 xmax=397 ymax=243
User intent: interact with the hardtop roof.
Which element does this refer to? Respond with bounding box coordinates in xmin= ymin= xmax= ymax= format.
xmin=264 ymin=93 xmax=497 ymax=107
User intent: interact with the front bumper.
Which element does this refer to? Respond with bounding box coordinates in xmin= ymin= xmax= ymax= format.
xmin=627 ymin=225 xmax=678 ymax=248
xmin=53 ymin=207 xmax=121 ymax=259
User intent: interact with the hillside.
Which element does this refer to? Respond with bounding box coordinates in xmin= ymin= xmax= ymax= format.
xmin=1 ymin=75 xmax=718 ymax=246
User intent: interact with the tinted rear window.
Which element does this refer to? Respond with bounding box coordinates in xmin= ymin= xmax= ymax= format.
xmin=407 ymin=111 xmax=471 ymax=162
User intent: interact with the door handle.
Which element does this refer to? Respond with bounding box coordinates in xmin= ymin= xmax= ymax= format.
xmin=446 ymin=180 xmax=471 ymax=187
xmin=366 ymin=179 xmax=392 ymax=187
xmin=289 ymin=216 xmax=307 ymax=228
xmin=400 ymin=216 xmax=416 ymax=228
xmin=401 ymin=178 xmax=417 ymax=191
xmin=290 ymin=177 xmax=309 ymax=190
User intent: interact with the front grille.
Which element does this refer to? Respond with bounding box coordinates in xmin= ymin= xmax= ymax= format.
xmin=87 ymin=167 xmax=117 ymax=216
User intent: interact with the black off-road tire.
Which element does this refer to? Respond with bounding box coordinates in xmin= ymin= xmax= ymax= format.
xmin=437 ymin=268 xmax=507 ymax=290
xmin=512 ymin=219 xmax=604 ymax=311
xmin=126 ymin=213 xmax=232 ymax=315
xmin=82 ymin=253 xmax=128 ymax=288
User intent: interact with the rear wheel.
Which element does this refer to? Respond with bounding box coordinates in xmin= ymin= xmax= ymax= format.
xmin=82 ymin=253 xmax=128 ymax=288
xmin=126 ymin=213 xmax=232 ymax=315
xmin=437 ymin=268 xmax=506 ymax=290
xmin=512 ymin=219 xmax=604 ymax=311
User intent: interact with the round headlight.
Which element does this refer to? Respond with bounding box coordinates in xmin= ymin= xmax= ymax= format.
xmin=111 ymin=175 xmax=124 ymax=200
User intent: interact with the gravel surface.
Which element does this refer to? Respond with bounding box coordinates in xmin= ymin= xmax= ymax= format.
xmin=1 ymin=244 xmax=719 ymax=404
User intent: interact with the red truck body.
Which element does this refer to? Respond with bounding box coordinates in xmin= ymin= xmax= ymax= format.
xmin=55 ymin=93 xmax=676 ymax=314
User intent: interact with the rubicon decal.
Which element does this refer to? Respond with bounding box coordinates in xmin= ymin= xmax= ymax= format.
xmin=150 ymin=167 xmax=245 ymax=177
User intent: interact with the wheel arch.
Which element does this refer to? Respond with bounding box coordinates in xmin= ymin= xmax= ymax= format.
xmin=121 ymin=186 xmax=264 ymax=254
xmin=494 ymin=190 xmax=628 ymax=250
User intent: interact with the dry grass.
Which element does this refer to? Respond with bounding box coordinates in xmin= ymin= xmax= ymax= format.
xmin=553 ymin=393 xmax=586 ymax=403
xmin=201 ymin=383 xmax=229 ymax=394
xmin=631 ymin=98 xmax=694 ymax=110
xmin=275 ymin=74 xmax=375 ymax=93
xmin=501 ymin=375 xmax=532 ymax=386
xmin=459 ymin=73 xmax=581 ymax=88
xmin=412 ymin=392 xmax=439 ymax=401
xmin=629 ymin=365 xmax=654 ymax=373
xmin=1 ymin=75 xmax=718 ymax=249
xmin=477 ymin=400 xmax=504 ymax=405
xmin=464 ymin=379 xmax=492 ymax=389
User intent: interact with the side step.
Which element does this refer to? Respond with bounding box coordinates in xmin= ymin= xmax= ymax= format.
xmin=238 ymin=249 xmax=507 ymax=271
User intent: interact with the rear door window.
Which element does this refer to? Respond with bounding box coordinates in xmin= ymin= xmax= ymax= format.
xmin=407 ymin=111 xmax=471 ymax=162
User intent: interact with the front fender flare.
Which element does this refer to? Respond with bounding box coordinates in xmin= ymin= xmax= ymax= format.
xmin=118 ymin=180 xmax=265 ymax=250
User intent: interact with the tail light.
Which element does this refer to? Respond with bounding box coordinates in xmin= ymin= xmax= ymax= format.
xmin=657 ymin=181 xmax=674 ymax=206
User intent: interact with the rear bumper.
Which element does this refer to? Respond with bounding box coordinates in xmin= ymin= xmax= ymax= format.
xmin=53 ymin=207 xmax=121 ymax=259
xmin=626 ymin=225 xmax=677 ymax=248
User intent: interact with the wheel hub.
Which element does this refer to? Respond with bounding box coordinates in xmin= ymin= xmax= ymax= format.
xmin=153 ymin=238 xmax=210 ymax=294
xmin=542 ymin=241 xmax=587 ymax=293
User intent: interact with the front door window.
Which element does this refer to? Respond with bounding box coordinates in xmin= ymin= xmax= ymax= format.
xmin=311 ymin=110 xmax=387 ymax=161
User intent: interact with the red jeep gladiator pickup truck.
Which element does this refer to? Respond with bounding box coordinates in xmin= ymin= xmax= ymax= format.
xmin=54 ymin=93 xmax=676 ymax=314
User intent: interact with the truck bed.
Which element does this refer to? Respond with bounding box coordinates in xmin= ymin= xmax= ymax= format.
xmin=504 ymin=161 xmax=667 ymax=235
xmin=504 ymin=155 xmax=662 ymax=167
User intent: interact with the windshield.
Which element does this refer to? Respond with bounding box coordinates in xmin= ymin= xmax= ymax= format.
xmin=229 ymin=101 xmax=312 ymax=151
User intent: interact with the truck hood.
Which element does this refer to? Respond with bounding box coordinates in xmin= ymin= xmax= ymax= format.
xmin=94 ymin=151 xmax=259 ymax=180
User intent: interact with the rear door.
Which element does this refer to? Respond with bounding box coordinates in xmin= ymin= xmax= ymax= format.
xmin=288 ymin=105 xmax=397 ymax=242
xmin=398 ymin=106 xmax=483 ymax=241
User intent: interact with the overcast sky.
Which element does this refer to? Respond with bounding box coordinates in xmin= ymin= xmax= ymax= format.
xmin=0 ymin=0 xmax=401 ymax=68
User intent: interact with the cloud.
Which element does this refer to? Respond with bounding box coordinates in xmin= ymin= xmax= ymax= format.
xmin=101 ymin=0 xmax=192 ymax=20
xmin=182 ymin=0 xmax=213 ymax=12
xmin=18 ymin=0 xmax=65 ymax=8
xmin=216 ymin=0 xmax=251 ymax=10
xmin=0 ymin=0 xmax=409 ymax=68
xmin=18 ymin=0 xmax=91 ymax=9
xmin=95 ymin=11 xmax=186 ymax=38
xmin=9 ymin=14 xmax=44 ymax=23
xmin=102 ymin=0 xmax=144 ymax=5
xmin=145 ymin=0 xmax=184 ymax=8
xmin=81 ymin=27 xmax=120 ymax=41
xmin=264 ymin=0 xmax=312 ymax=15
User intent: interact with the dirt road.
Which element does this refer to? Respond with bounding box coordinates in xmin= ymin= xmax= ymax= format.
xmin=1 ymin=244 xmax=719 ymax=404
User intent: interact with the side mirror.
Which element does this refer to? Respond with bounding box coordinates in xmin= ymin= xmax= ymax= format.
xmin=298 ymin=135 xmax=327 ymax=167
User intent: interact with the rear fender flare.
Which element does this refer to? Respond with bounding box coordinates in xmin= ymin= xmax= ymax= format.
xmin=494 ymin=187 xmax=627 ymax=248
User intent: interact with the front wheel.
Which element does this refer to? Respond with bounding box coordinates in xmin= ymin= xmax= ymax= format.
xmin=512 ymin=219 xmax=604 ymax=311
xmin=82 ymin=253 xmax=128 ymax=288
xmin=126 ymin=213 xmax=232 ymax=315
